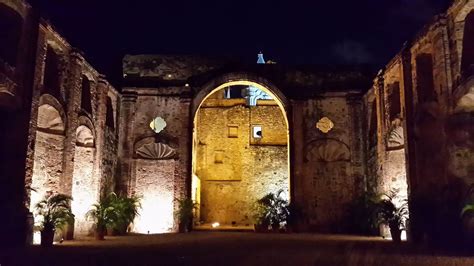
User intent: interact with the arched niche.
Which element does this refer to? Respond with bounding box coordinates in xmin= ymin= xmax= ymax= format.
xmin=29 ymin=97 xmax=66 ymax=217
xmin=71 ymin=123 xmax=97 ymax=236
xmin=134 ymin=136 xmax=177 ymax=160
xmin=76 ymin=125 xmax=94 ymax=147
xmin=37 ymin=104 xmax=65 ymax=134
xmin=303 ymin=138 xmax=353 ymax=229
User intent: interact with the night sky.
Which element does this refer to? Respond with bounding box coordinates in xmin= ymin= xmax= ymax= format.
xmin=36 ymin=0 xmax=452 ymax=84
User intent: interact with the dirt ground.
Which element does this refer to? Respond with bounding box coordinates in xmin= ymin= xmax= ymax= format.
xmin=1 ymin=232 xmax=473 ymax=266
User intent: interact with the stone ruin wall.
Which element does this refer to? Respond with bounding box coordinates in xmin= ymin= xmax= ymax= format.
xmin=294 ymin=95 xmax=365 ymax=232
xmin=121 ymin=90 xmax=190 ymax=233
xmin=29 ymin=131 xmax=64 ymax=211
xmin=24 ymin=21 xmax=119 ymax=238
xmin=195 ymin=101 xmax=288 ymax=225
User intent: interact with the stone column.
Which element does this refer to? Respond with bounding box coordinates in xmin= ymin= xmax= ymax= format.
xmin=95 ymin=76 xmax=108 ymax=197
xmin=170 ymin=96 xmax=191 ymax=232
xmin=290 ymin=99 xmax=307 ymax=230
xmin=61 ymin=50 xmax=83 ymax=196
xmin=117 ymin=92 xmax=137 ymax=195
xmin=24 ymin=29 xmax=47 ymax=207
xmin=177 ymin=96 xmax=192 ymax=198
xmin=59 ymin=50 xmax=83 ymax=240
xmin=347 ymin=96 xmax=365 ymax=193
xmin=376 ymin=72 xmax=386 ymax=162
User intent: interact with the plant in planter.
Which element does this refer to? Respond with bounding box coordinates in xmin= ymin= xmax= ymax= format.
xmin=345 ymin=191 xmax=379 ymax=236
xmin=254 ymin=190 xmax=289 ymax=232
xmin=34 ymin=194 xmax=74 ymax=247
xmin=376 ymin=191 xmax=408 ymax=243
xmin=109 ymin=193 xmax=141 ymax=235
xmin=86 ymin=195 xmax=117 ymax=240
xmin=175 ymin=198 xmax=196 ymax=233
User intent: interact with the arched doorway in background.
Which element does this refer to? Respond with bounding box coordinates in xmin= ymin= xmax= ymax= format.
xmin=191 ymin=80 xmax=290 ymax=228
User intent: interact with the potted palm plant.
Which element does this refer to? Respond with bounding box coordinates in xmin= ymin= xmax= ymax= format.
xmin=86 ymin=195 xmax=117 ymax=240
xmin=109 ymin=193 xmax=141 ymax=235
xmin=254 ymin=190 xmax=289 ymax=232
xmin=35 ymin=194 xmax=74 ymax=247
xmin=376 ymin=191 xmax=408 ymax=243
xmin=175 ymin=198 xmax=196 ymax=233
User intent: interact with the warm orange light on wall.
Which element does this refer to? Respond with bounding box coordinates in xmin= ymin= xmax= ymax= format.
xmin=191 ymin=80 xmax=291 ymax=226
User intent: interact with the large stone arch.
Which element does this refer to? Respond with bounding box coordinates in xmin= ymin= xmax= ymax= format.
xmin=192 ymin=72 xmax=291 ymax=119
xmin=37 ymin=94 xmax=67 ymax=133
xmin=190 ymin=72 xmax=292 ymax=227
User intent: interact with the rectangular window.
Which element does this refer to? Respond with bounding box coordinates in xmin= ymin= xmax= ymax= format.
xmin=252 ymin=125 xmax=262 ymax=139
xmin=214 ymin=150 xmax=224 ymax=163
xmin=228 ymin=124 xmax=238 ymax=138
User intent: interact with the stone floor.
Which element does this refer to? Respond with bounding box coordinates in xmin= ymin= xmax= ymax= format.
xmin=1 ymin=232 xmax=474 ymax=266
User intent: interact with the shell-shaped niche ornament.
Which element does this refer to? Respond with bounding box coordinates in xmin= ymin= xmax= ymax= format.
xmin=306 ymin=139 xmax=350 ymax=162
xmin=316 ymin=117 xmax=334 ymax=134
xmin=388 ymin=126 xmax=404 ymax=148
xmin=136 ymin=142 xmax=176 ymax=160
xmin=150 ymin=116 xmax=167 ymax=134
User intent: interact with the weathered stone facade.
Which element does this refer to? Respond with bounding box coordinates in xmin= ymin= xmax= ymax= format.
xmin=365 ymin=0 xmax=474 ymax=242
xmin=0 ymin=0 xmax=119 ymax=241
xmin=2 ymin=0 xmax=474 ymax=246
xmin=120 ymin=59 xmax=369 ymax=232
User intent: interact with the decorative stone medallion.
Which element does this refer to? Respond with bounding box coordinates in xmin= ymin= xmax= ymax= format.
xmin=150 ymin=116 xmax=167 ymax=133
xmin=316 ymin=117 xmax=334 ymax=133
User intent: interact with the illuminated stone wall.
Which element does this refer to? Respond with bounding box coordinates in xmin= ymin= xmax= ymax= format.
xmin=101 ymin=127 xmax=118 ymax=195
xmin=195 ymin=101 xmax=288 ymax=225
xmin=133 ymin=159 xmax=176 ymax=233
xmin=118 ymin=90 xmax=190 ymax=233
xmin=71 ymin=146 xmax=97 ymax=236
xmin=364 ymin=59 xmax=409 ymax=206
xmin=22 ymin=19 xmax=119 ymax=240
xmin=29 ymin=131 xmax=64 ymax=210
xmin=379 ymin=150 xmax=407 ymax=205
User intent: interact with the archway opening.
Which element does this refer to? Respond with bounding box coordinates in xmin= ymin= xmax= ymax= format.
xmin=192 ymin=81 xmax=290 ymax=229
